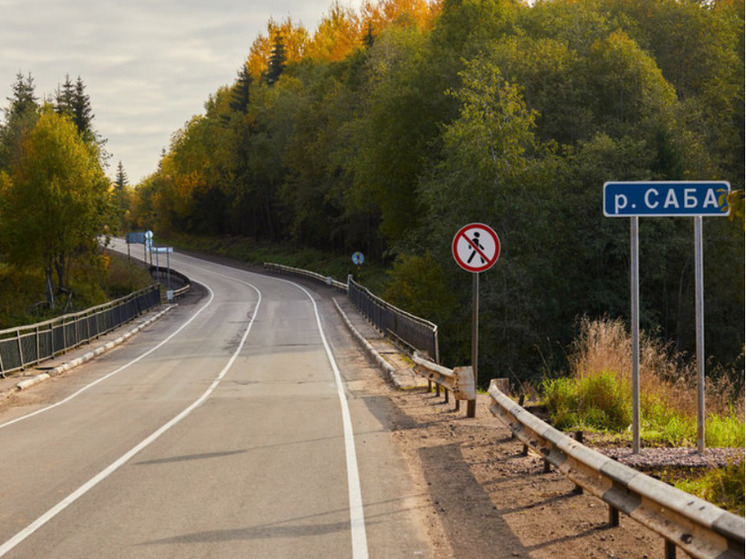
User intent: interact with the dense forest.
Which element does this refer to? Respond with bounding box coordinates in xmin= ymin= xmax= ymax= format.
xmin=126 ymin=0 xmax=743 ymax=383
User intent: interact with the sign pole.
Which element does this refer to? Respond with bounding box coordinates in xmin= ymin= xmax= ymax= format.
xmin=630 ymin=217 xmax=641 ymax=454
xmin=604 ymin=182 xmax=730 ymax=455
xmin=452 ymin=223 xmax=501 ymax=420
xmin=468 ymin=272 xmax=479 ymax=418
xmin=694 ymin=216 xmax=706 ymax=453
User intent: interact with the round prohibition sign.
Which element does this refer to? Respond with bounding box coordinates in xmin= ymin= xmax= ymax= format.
xmin=452 ymin=223 xmax=501 ymax=273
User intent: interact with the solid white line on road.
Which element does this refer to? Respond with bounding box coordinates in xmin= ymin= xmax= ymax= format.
xmin=0 ymin=282 xmax=261 ymax=557
xmin=287 ymin=280 xmax=370 ymax=559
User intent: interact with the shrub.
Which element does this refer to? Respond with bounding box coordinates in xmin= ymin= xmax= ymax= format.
xmin=544 ymin=317 xmax=744 ymax=446
xmin=542 ymin=370 xmax=631 ymax=431
xmin=676 ymin=460 xmax=745 ymax=516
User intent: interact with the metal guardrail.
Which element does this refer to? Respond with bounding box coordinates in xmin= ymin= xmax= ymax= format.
xmin=0 ymin=285 xmax=161 ymax=376
xmin=411 ymin=352 xmax=475 ymax=413
xmin=347 ymin=277 xmax=439 ymax=362
xmin=149 ymin=266 xmax=192 ymax=300
xmin=263 ymin=262 xmax=347 ymax=291
xmin=265 ymin=259 xmax=743 ymax=556
xmin=487 ymin=379 xmax=745 ymax=559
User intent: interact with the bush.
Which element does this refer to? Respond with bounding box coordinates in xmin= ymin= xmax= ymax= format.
xmin=544 ymin=317 xmax=744 ymax=447
xmin=543 ymin=370 xmax=631 ymax=431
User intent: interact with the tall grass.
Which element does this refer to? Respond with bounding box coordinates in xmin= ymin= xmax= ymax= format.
xmin=543 ymin=317 xmax=744 ymax=447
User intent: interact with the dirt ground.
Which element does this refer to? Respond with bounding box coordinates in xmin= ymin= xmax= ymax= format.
xmin=359 ymin=374 xmax=677 ymax=559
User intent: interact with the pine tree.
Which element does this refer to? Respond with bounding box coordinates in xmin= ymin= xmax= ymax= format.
xmin=363 ymin=21 xmax=375 ymax=49
xmin=230 ymin=64 xmax=252 ymax=113
xmin=1 ymin=73 xmax=39 ymax=171
xmin=54 ymin=75 xmax=76 ymax=120
xmin=5 ymin=72 xmax=38 ymax=118
xmin=71 ymin=76 xmax=95 ymax=140
xmin=115 ymin=160 xmax=128 ymax=192
xmin=264 ymin=33 xmax=287 ymax=86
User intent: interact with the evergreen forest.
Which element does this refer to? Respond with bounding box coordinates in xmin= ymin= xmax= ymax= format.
xmin=42 ymin=0 xmax=746 ymax=383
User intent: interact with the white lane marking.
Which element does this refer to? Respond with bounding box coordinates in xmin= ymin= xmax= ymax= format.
xmin=0 ymin=283 xmax=262 ymax=557
xmin=0 ymin=286 xmax=216 ymax=431
xmin=287 ymin=280 xmax=370 ymax=559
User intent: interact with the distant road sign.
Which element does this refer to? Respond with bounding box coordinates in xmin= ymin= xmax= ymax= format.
xmin=352 ymin=252 xmax=364 ymax=265
xmin=603 ymin=181 xmax=730 ymax=217
xmin=126 ymin=232 xmax=145 ymax=244
xmin=452 ymin=223 xmax=500 ymax=273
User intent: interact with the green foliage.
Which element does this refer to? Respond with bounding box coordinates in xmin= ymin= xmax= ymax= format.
xmin=675 ymin=460 xmax=745 ymax=517
xmin=0 ymin=107 xmax=110 ymax=309
xmin=543 ymin=370 xmax=631 ymax=431
xmin=124 ymin=0 xmax=744 ymax=381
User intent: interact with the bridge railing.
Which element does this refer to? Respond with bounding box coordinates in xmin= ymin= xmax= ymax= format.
xmin=263 ymin=263 xmax=439 ymax=362
xmin=0 ymin=285 xmax=161 ymax=377
xmin=347 ymin=277 xmax=439 ymax=363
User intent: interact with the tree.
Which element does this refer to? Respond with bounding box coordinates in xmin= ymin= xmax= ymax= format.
xmin=230 ymin=63 xmax=252 ymax=114
xmin=6 ymin=72 xmax=38 ymax=118
xmin=113 ymin=160 xmax=129 ymax=228
xmin=265 ymin=32 xmax=288 ymax=85
xmin=0 ymin=108 xmax=110 ymax=309
xmin=0 ymin=72 xmax=40 ymax=171
xmin=54 ymin=75 xmax=76 ymax=120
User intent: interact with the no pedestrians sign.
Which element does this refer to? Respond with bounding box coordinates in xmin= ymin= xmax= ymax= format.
xmin=452 ymin=223 xmax=500 ymax=273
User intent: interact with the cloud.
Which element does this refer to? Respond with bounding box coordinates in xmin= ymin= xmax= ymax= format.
xmin=1 ymin=0 xmax=353 ymax=183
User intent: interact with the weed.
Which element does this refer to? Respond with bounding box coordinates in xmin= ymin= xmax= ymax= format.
xmin=675 ymin=460 xmax=745 ymax=516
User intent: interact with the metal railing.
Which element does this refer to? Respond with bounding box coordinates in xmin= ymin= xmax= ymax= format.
xmin=0 ymin=285 xmax=161 ymax=376
xmin=487 ymin=380 xmax=745 ymax=559
xmin=347 ymin=277 xmax=439 ymax=362
xmin=263 ymin=262 xmax=347 ymax=291
xmin=263 ymin=262 xmax=439 ymax=361
xmin=149 ymin=266 xmax=192 ymax=300
xmin=411 ymin=352 xmax=475 ymax=414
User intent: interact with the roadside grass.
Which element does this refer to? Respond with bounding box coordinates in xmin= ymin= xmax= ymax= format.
xmin=675 ymin=460 xmax=745 ymax=517
xmin=541 ymin=316 xmax=744 ymax=514
xmin=542 ymin=316 xmax=745 ymax=447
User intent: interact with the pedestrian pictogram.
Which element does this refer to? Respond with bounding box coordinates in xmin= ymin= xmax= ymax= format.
xmin=452 ymin=223 xmax=500 ymax=273
xmin=351 ymin=251 xmax=364 ymax=266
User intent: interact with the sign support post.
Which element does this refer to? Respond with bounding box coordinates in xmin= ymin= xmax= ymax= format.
xmin=604 ymin=181 xmax=730 ymax=454
xmin=694 ymin=216 xmax=706 ymax=453
xmin=469 ymin=272 xmax=479 ymax=418
xmin=452 ymin=223 xmax=501 ymax=418
xmin=630 ymin=217 xmax=640 ymax=454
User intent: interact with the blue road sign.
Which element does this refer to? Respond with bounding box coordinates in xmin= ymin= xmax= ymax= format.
xmin=126 ymin=232 xmax=146 ymax=244
xmin=603 ymin=181 xmax=730 ymax=217
xmin=352 ymin=251 xmax=364 ymax=265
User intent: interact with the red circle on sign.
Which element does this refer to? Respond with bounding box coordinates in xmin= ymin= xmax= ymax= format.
xmin=452 ymin=223 xmax=500 ymax=273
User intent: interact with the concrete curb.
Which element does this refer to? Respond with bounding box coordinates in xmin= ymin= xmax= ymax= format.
xmin=333 ymin=298 xmax=418 ymax=389
xmin=1 ymin=305 xmax=175 ymax=399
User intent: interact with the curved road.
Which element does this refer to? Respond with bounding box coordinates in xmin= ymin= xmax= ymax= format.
xmin=0 ymin=243 xmax=430 ymax=558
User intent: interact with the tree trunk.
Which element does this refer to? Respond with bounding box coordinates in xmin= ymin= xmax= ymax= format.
xmin=45 ymin=267 xmax=55 ymax=310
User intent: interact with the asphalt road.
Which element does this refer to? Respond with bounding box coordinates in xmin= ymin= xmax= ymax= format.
xmin=0 ymin=242 xmax=430 ymax=558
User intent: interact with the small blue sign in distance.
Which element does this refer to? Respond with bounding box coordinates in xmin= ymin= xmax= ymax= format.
xmin=603 ymin=181 xmax=730 ymax=217
xmin=126 ymin=232 xmax=146 ymax=244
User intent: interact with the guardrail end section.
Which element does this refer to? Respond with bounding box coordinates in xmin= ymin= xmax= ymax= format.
xmin=453 ymin=366 xmax=476 ymax=400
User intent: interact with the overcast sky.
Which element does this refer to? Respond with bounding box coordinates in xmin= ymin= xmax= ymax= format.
xmin=1 ymin=0 xmax=354 ymax=184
